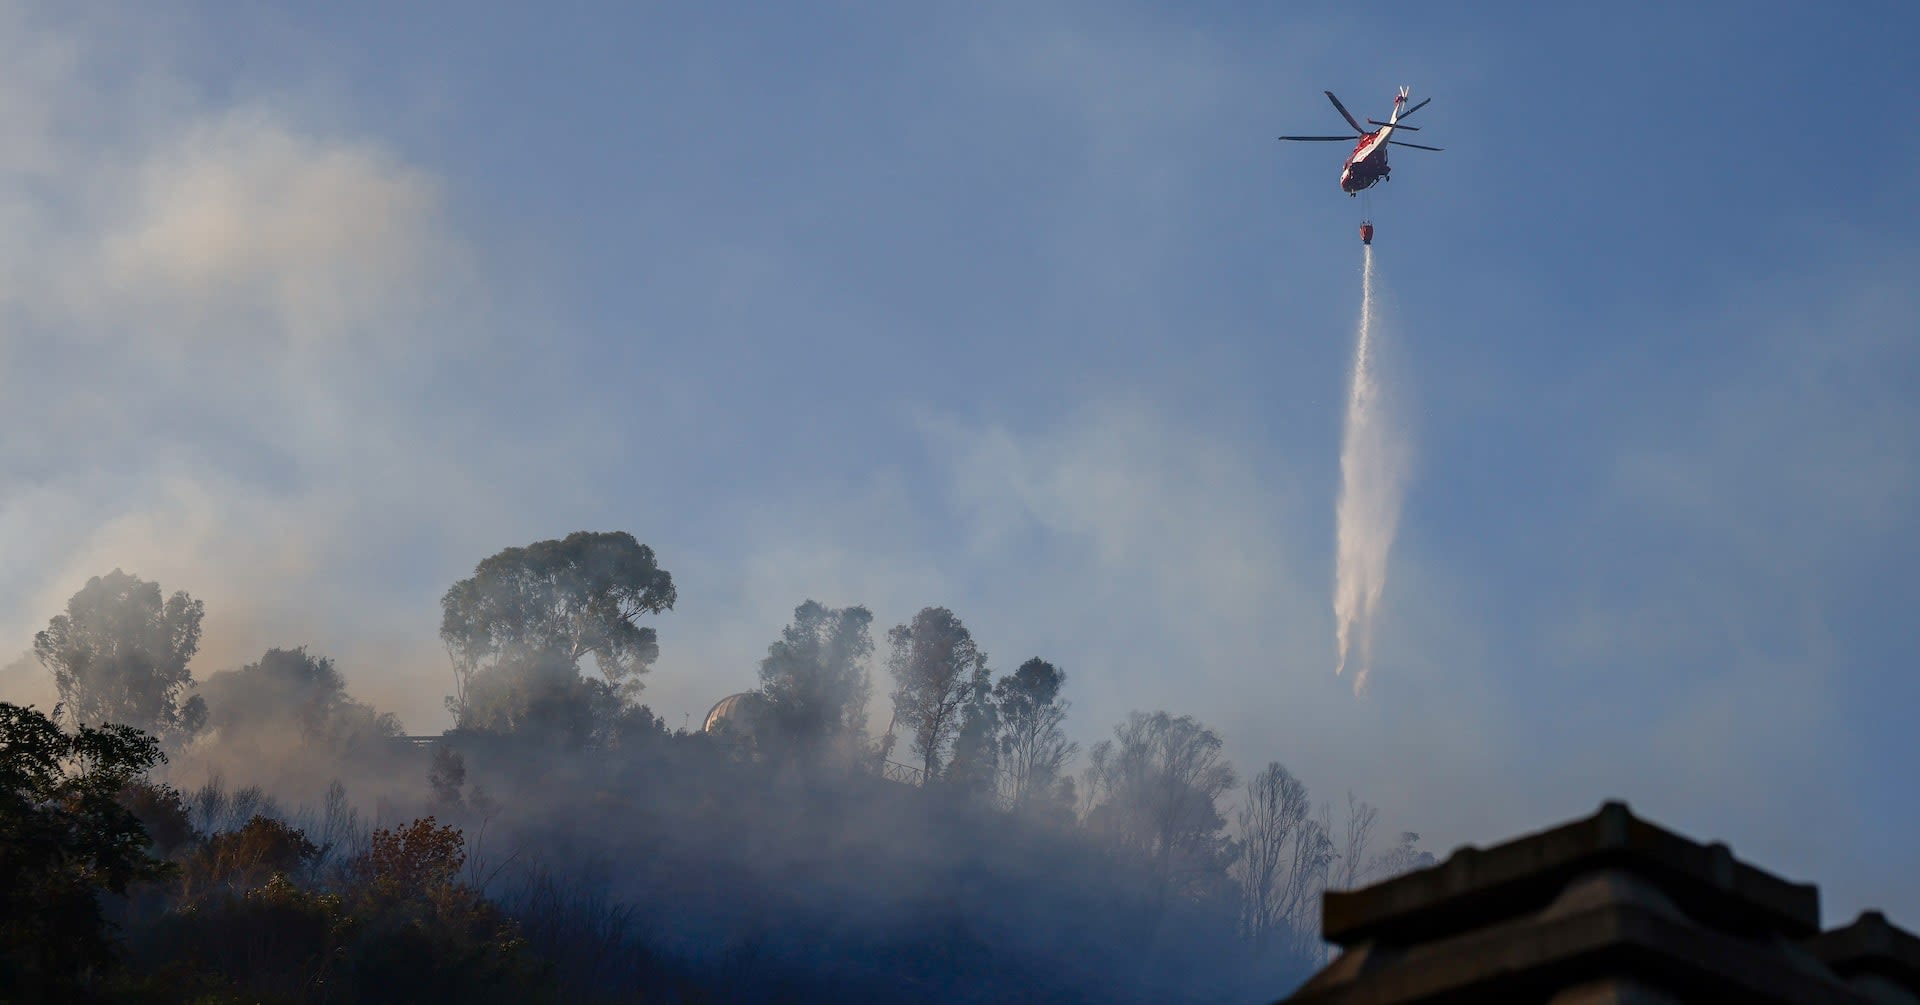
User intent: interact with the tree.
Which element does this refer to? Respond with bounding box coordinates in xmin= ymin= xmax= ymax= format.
xmin=1081 ymin=711 xmax=1238 ymax=898
xmin=993 ymin=658 xmax=1078 ymax=812
xmin=180 ymin=816 xmax=321 ymax=900
xmin=0 ymin=702 xmax=170 ymax=996
xmin=1234 ymin=761 xmax=1312 ymax=945
xmin=429 ymin=746 xmax=469 ymax=812
xmin=756 ymin=600 xmax=874 ymax=756
xmin=32 ymin=570 xmax=206 ymax=737
xmin=440 ymin=531 xmax=675 ymax=730
xmin=198 ymin=646 xmax=402 ymax=750
xmin=1369 ymin=831 xmax=1436 ymax=882
xmin=136 ymin=872 xmax=354 ymax=1003
xmin=944 ymin=659 xmax=998 ymax=798
xmin=119 ymin=780 xmax=197 ymax=860
xmin=1330 ymin=791 xmax=1379 ymax=893
xmin=358 ymin=817 xmax=467 ymax=905
xmin=138 ymin=814 xmax=548 ymax=1003
xmin=455 ymin=649 xmax=628 ymax=745
xmin=1278 ymin=811 xmax=1334 ymax=954
xmin=345 ymin=817 xmax=548 ymax=1002
xmin=885 ymin=607 xmax=988 ymax=782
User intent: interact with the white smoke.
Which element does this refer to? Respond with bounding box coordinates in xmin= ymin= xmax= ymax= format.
xmin=1332 ymin=245 xmax=1409 ymax=694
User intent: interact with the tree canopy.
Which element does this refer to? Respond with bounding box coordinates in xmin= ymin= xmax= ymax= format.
xmin=757 ymin=600 xmax=874 ymax=756
xmin=199 ymin=646 xmax=401 ymax=751
xmin=994 ymin=658 xmax=1078 ymax=813
xmin=440 ymin=532 xmax=675 ymax=731
xmin=2 ymin=538 xmax=1432 ymax=1001
xmin=1234 ymin=761 xmax=1321 ymax=950
xmin=945 ymin=659 xmax=999 ymax=798
xmin=1083 ymin=711 xmax=1239 ymax=897
xmin=0 ymin=702 xmax=170 ymax=996
xmin=33 ymin=569 xmax=206 ymax=738
xmin=885 ymin=607 xmax=988 ymax=782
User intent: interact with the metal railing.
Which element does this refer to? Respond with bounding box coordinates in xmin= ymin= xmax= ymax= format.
xmin=880 ymin=760 xmax=924 ymax=786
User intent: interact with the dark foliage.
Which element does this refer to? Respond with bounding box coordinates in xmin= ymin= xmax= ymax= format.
xmin=2 ymin=540 xmax=1407 ymax=1003
xmin=0 ymin=703 xmax=169 ymax=999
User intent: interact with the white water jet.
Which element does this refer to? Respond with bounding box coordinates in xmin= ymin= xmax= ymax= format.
xmin=1332 ymin=244 xmax=1409 ymax=694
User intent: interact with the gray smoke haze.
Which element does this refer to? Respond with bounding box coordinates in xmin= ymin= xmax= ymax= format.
xmin=0 ymin=5 xmax=592 ymax=738
xmin=7 ymin=0 xmax=1920 ymax=955
xmin=0 ymin=5 xmax=1435 ymax=871
xmin=412 ymin=731 xmax=1314 ymax=1002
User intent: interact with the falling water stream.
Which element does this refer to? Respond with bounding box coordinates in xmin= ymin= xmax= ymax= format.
xmin=1332 ymin=244 xmax=1408 ymax=695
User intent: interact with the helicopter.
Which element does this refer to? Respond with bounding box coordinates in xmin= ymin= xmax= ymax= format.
xmin=1278 ymin=86 xmax=1443 ymax=196
xmin=1278 ymin=86 xmax=1442 ymax=245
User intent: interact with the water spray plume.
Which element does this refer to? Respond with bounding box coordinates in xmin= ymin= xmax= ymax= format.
xmin=1332 ymin=245 xmax=1409 ymax=695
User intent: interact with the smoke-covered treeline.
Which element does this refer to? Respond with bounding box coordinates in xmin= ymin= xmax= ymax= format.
xmin=2 ymin=532 xmax=1433 ymax=1003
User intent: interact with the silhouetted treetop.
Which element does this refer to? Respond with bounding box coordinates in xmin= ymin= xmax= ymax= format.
xmin=1083 ymin=710 xmax=1238 ymax=899
xmin=199 ymin=646 xmax=401 ymax=749
xmin=33 ymin=569 xmax=206 ymax=738
xmin=886 ymin=606 xmax=988 ymax=783
xmin=440 ymin=532 xmax=675 ymax=725
xmin=994 ymin=658 xmax=1078 ymax=813
xmin=758 ymin=600 xmax=874 ymax=756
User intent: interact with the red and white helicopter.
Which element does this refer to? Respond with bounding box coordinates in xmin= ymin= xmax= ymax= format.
xmin=1279 ymin=86 xmax=1442 ymax=244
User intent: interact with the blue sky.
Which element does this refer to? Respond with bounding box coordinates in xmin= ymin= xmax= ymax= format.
xmin=3 ymin=2 xmax=1918 ymax=926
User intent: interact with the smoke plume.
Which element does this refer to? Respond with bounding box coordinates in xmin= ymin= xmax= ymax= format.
xmin=1332 ymin=245 xmax=1409 ymax=694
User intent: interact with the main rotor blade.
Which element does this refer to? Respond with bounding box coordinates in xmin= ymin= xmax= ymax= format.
xmin=1278 ymin=135 xmax=1355 ymax=142
xmin=1368 ymin=119 xmax=1418 ymax=130
xmin=1323 ymin=91 xmax=1365 ymax=134
xmin=1397 ymin=96 xmax=1432 ymax=120
xmin=1389 ymin=140 xmax=1444 ymax=151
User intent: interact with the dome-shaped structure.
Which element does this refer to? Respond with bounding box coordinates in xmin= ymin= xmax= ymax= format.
xmin=703 ymin=691 xmax=770 ymax=735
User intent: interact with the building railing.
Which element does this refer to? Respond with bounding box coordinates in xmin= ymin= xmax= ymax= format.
xmin=880 ymin=760 xmax=924 ymax=786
